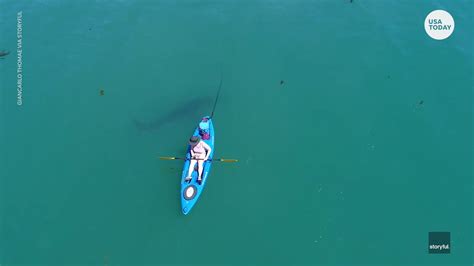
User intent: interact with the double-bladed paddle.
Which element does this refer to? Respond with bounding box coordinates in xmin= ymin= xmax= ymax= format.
xmin=159 ymin=156 xmax=237 ymax=163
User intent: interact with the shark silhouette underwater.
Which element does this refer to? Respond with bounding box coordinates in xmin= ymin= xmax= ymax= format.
xmin=133 ymin=96 xmax=213 ymax=131
xmin=0 ymin=50 xmax=10 ymax=59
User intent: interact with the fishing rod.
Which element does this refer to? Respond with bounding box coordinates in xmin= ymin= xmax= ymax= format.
xmin=210 ymin=69 xmax=223 ymax=119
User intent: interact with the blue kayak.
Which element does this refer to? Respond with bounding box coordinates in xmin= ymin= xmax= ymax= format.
xmin=180 ymin=116 xmax=215 ymax=215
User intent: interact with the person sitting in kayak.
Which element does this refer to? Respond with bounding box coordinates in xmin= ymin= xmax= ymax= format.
xmin=185 ymin=135 xmax=212 ymax=184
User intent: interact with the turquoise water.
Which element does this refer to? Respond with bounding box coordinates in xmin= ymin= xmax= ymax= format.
xmin=0 ymin=0 xmax=472 ymax=265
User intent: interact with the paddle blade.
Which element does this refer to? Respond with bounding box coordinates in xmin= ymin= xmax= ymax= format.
xmin=159 ymin=157 xmax=177 ymax=160
xmin=218 ymin=159 xmax=238 ymax=162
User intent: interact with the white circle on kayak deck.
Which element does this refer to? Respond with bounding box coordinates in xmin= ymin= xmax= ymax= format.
xmin=185 ymin=186 xmax=195 ymax=198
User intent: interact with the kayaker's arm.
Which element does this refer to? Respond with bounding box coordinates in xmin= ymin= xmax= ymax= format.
xmin=203 ymin=142 xmax=212 ymax=161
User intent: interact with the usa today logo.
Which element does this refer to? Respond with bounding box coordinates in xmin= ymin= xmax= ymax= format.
xmin=424 ymin=10 xmax=455 ymax=40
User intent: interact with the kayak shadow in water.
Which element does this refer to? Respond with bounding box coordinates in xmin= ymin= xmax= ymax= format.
xmin=133 ymin=96 xmax=213 ymax=132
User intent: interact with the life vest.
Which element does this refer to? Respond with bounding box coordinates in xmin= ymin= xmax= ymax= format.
xmin=192 ymin=141 xmax=206 ymax=154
